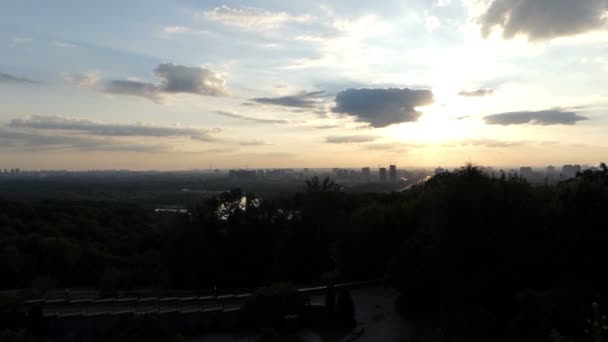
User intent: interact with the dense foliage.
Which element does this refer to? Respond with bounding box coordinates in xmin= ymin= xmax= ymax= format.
xmin=1 ymin=164 xmax=608 ymax=341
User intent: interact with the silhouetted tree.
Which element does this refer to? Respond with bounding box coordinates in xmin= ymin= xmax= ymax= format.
xmin=304 ymin=176 xmax=342 ymax=193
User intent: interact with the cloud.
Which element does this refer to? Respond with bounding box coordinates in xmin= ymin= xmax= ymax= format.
xmin=104 ymin=79 xmax=163 ymax=101
xmin=468 ymin=139 xmax=527 ymax=148
xmin=63 ymin=72 xmax=99 ymax=88
xmin=484 ymin=109 xmax=589 ymax=126
xmin=0 ymin=128 xmax=166 ymax=153
xmin=186 ymin=147 xmax=237 ymax=154
xmin=161 ymin=26 xmax=213 ymax=38
xmin=12 ymin=37 xmax=32 ymax=45
xmin=9 ymin=115 xmax=221 ymax=141
xmin=154 ymin=63 xmax=226 ymax=96
xmin=200 ymin=5 xmax=311 ymax=31
xmin=314 ymin=124 xmax=341 ymax=129
xmin=0 ymin=72 xmax=39 ymax=84
xmin=215 ymin=111 xmax=288 ymax=124
xmin=51 ymin=40 xmax=78 ymax=48
xmin=67 ymin=63 xmax=227 ymax=102
xmin=458 ymin=88 xmax=494 ymax=97
xmin=239 ymin=139 xmax=266 ymax=146
xmin=425 ymin=16 xmax=441 ymax=32
xmin=251 ymin=91 xmax=326 ymax=108
xmin=479 ymin=0 xmax=608 ymax=41
xmin=332 ymin=88 xmax=433 ymax=128
xmin=325 ymin=135 xmax=378 ymax=144
xmin=363 ymin=142 xmax=410 ymax=151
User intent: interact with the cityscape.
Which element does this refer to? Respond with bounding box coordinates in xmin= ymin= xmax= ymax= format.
xmin=3 ymin=1 xmax=608 ymax=341
xmin=0 ymin=163 xmax=599 ymax=184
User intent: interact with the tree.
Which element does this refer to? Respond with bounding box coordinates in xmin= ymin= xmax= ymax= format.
xmin=304 ymin=177 xmax=342 ymax=193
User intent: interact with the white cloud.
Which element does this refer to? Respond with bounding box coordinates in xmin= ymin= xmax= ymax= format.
xmin=160 ymin=26 xmax=213 ymax=38
xmin=51 ymin=40 xmax=78 ymax=48
xmin=434 ymin=0 xmax=452 ymax=7
xmin=425 ymin=16 xmax=441 ymax=32
xmin=200 ymin=5 xmax=312 ymax=31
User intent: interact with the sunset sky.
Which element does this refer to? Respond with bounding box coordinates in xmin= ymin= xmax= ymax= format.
xmin=1 ymin=0 xmax=607 ymax=170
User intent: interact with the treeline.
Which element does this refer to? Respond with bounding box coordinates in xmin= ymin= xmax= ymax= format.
xmin=1 ymin=164 xmax=608 ymax=341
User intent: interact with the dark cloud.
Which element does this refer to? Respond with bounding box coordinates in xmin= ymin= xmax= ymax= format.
xmin=9 ymin=115 xmax=220 ymax=141
xmin=484 ymin=109 xmax=589 ymax=126
xmin=314 ymin=124 xmax=341 ymax=129
xmin=0 ymin=128 xmax=166 ymax=153
xmin=325 ymin=135 xmax=378 ymax=144
xmin=479 ymin=0 xmax=608 ymax=41
xmin=154 ymin=63 xmax=226 ymax=96
xmin=215 ymin=110 xmax=288 ymax=124
xmin=458 ymin=89 xmax=494 ymax=97
xmin=332 ymin=88 xmax=433 ymax=128
xmin=104 ymin=80 xmax=162 ymax=101
xmin=251 ymin=91 xmax=326 ymax=108
xmin=85 ymin=63 xmax=226 ymax=102
xmin=0 ymin=72 xmax=39 ymax=84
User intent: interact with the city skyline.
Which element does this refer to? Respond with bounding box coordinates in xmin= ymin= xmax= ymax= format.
xmin=1 ymin=1 xmax=608 ymax=169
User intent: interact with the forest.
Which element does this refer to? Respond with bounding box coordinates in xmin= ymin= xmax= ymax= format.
xmin=1 ymin=163 xmax=608 ymax=341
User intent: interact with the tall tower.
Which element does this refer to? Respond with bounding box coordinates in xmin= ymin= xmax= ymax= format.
xmin=362 ymin=167 xmax=370 ymax=179
xmin=389 ymin=164 xmax=397 ymax=182
xmin=379 ymin=167 xmax=387 ymax=182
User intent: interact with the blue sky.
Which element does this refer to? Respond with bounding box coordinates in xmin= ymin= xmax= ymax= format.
xmin=1 ymin=0 xmax=607 ymax=170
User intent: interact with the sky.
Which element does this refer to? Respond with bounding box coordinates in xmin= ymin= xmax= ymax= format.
xmin=1 ymin=0 xmax=607 ymax=170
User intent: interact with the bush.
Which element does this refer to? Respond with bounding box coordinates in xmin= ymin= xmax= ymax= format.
xmin=240 ymin=283 xmax=307 ymax=329
xmin=335 ymin=290 xmax=355 ymax=328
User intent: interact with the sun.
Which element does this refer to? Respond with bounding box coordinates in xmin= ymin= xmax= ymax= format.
xmin=386 ymin=100 xmax=477 ymax=144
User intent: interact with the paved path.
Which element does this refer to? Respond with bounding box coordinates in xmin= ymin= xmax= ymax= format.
xmin=189 ymin=286 xmax=411 ymax=342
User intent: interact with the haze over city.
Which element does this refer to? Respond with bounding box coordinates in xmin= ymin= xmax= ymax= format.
xmin=1 ymin=0 xmax=607 ymax=170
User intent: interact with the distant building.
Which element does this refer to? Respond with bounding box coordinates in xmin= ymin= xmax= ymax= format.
xmin=229 ymin=169 xmax=257 ymax=180
xmin=389 ymin=165 xmax=397 ymax=182
xmin=562 ymin=164 xmax=582 ymax=179
xmin=379 ymin=167 xmax=387 ymax=182
xmin=362 ymin=167 xmax=370 ymax=179
xmin=520 ymin=167 xmax=533 ymax=179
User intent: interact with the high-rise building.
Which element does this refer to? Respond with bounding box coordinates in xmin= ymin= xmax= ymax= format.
xmin=362 ymin=167 xmax=370 ymax=179
xmin=379 ymin=167 xmax=387 ymax=182
xmin=520 ymin=167 xmax=533 ymax=179
xmin=389 ymin=165 xmax=397 ymax=182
